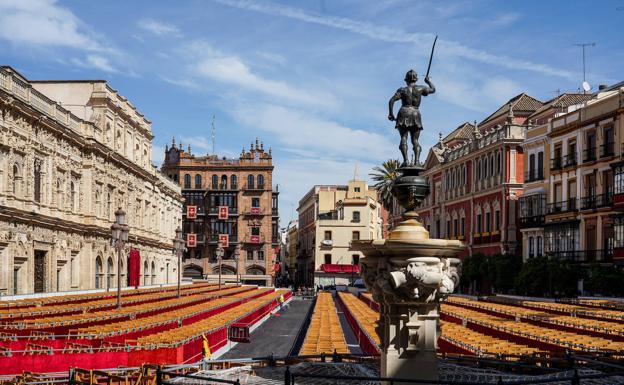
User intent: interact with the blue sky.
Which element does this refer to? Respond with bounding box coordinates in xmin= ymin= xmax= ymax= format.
xmin=1 ymin=0 xmax=623 ymax=223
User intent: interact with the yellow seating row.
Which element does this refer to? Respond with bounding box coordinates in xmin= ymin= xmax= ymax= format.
xmin=3 ymin=286 xmax=247 ymax=330
xmin=440 ymin=321 xmax=541 ymax=357
xmin=519 ymin=300 xmax=624 ymax=321
xmin=447 ymin=297 xmax=624 ymax=336
xmin=441 ymin=304 xmax=624 ymax=353
xmin=299 ymin=293 xmax=349 ymax=356
xmin=337 ymin=292 xmax=380 ymax=345
xmin=70 ymin=288 xmax=271 ymax=338
xmin=136 ymin=289 xmax=289 ymax=347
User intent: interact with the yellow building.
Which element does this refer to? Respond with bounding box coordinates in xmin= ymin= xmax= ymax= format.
xmin=297 ymin=179 xmax=384 ymax=286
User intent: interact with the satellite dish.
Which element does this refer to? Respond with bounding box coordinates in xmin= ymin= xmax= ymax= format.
xmin=582 ymin=81 xmax=591 ymax=92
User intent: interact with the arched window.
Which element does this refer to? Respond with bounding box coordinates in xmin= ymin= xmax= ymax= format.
xmin=184 ymin=174 xmax=191 ymax=188
xmin=212 ymin=174 xmax=218 ymax=190
xmin=95 ymin=256 xmax=103 ymax=289
xmin=106 ymin=257 xmax=114 ymax=289
xmin=12 ymin=164 xmax=20 ymax=196
xmin=151 ymin=261 xmax=156 ymax=285
xmin=70 ymin=181 xmax=76 ymax=212
xmin=257 ymin=174 xmax=264 ymax=189
xmin=220 ymin=175 xmax=227 ymax=189
xmin=95 ymin=190 xmax=101 ymax=217
xmin=107 ymin=192 xmax=112 ymax=219
xmin=34 ymin=160 xmax=42 ymax=203
xmin=247 ymin=174 xmax=254 ymax=189
xmin=143 ymin=261 xmax=149 ymax=286
xmin=231 ymin=175 xmax=238 ymax=189
xmin=195 ymin=174 xmax=202 ymax=189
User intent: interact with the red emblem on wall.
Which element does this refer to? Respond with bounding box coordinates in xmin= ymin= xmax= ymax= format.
xmin=218 ymin=206 xmax=229 ymax=220
xmin=218 ymin=234 xmax=229 ymax=248
xmin=250 ymin=235 xmax=260 ymax=244
xmin=187 ymin=233 xmax=197 ymax=248
xmin=251 ymin=207 xmax=261 ymax=215
xmin=187 ymin=205 xmax=197 ymax=219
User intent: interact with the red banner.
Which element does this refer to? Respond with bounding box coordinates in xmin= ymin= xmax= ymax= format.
xmin=128 ymin=248 xmax=141 ymax=287
xmin=218 ymin=234 xmax=229 ymax=248
xmin=187 ymin=233 xmax=197 ymax=248
xmin=218 ymin=206 xmax=228 ymax=220
xmin=187 ymin=205 xmax=197 ymax=219
xmin=250 ymin=235 xmax=260 ymax=244
xmin=273 ymin=263 xmax=281 ymax=273
xmin=251 ymin=207 xmax=260 ymax=215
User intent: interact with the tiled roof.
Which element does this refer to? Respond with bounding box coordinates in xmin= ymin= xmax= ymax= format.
xmin=479 ymin=93 xmax=543 ymax=126
xmin=528 ymin=93 xmax=594 ymax=120
xmin=443 ymin=122 xmax=475 ymax=145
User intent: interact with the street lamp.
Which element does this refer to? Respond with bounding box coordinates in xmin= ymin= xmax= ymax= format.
xmin=111 ymin=207 xmax=129 ymax=309
xmin=174 ymin=227 xmax=185 ymax=298
xmin=216 ymin=241 xmax=224 ymax=290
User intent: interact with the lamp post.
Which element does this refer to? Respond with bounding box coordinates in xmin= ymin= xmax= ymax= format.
xmin=111 ymin=207 xmax=129 ymax=310
xmin=174 ymin=227 xmax=185 ymax=298
xmin=216 ymin=241 xmax=224 ymax=290
xmin=234 ymin=244 xmax=241 ymax=286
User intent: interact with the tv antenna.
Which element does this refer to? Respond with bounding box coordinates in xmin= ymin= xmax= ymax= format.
xmin=211 ymin=114 xmax=216 ymax=155
xmin=573 ymin=42 xmax=595 ymax=92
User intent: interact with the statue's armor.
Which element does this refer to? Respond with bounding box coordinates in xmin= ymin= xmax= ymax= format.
xmin=394 ymin=85 xmax=430 ymax=131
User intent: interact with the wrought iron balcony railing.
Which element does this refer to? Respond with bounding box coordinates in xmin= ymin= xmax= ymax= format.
xmin=519 ymin=215 xmax=545 ymax=228
xmin=580 ymin=192 xmax=613 ymax=210
xmin=600 ymin=142 xmax=615 ymax=158
xmin=546 ymin=198 xmax=577 ymax=214
xmin=548 ymin=249 xmax=613 ymax=263
xmin=583 ymin=147 xmax=596 ymax=163
xmin=564 ymin=153 xmax=577 ymax=167
xmin=524 ymin=170 xmax=544 ymax=183
xmin=550 ymin=157 xmax=562 ymax=171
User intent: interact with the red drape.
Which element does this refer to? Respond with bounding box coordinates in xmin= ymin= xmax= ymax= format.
xmin=128 ymin=248 xmax=141 ymax=287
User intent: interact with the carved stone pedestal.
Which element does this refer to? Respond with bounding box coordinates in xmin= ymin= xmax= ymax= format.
xmin=352 ymin=166 xmax=465 ymax=382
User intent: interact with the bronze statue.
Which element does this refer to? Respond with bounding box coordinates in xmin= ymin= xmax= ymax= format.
xmin=388 ymin=70 xmax=435 ymax=167
xmin=388 ymin=36 xmax=437 ymax=167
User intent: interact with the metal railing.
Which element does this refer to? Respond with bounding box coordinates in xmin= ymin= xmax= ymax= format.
xmin=563 ymin=153 xmax=577 ymax=167
xmin=524 ymin=171 xmax=544 ymax=183
xmin=582 ymin=147 xmax=596 ymax=163
xmin=548 ymin=249 xmax=614 ymax=263
xmin=550 ymin=157 xmax=562 ymax=171
xmin=580 ymin=192 xmax=613 ymax=210
xmin=600 ymin=142 xmax=615 ymax=158
xmin=546 ymin=198 xmax=577 ymax=214
xmin=519 ymin=215 xmax=545 ymax=228
xmin=207 ymin=206 xmax=238 ymax=215
xmin=206 ymin=234 xmax=239 ymax=244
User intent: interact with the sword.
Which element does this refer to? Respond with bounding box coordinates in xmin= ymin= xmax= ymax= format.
xmin=425 ymin=35 xmax=438 ymax=79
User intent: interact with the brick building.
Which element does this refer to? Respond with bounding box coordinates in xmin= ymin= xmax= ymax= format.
xmin=418 ymin=94 xmax=543 ymax=258
xmin=161 ymin=138 xmax=279 ymax=286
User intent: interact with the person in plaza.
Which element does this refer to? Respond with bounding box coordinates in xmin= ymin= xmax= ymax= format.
xmin=279 ymin=293 xmax=285 ymax=310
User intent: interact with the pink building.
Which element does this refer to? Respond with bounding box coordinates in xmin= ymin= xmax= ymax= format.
xmin=418 ymin=94 xmax=543 ymax=258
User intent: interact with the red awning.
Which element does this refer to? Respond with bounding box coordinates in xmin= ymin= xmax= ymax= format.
xmin=319 ymin=264 xmax=360 ymax=274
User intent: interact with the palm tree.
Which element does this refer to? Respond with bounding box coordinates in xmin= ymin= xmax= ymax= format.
xmin=370 ymin=159 xmax=400 ymax=209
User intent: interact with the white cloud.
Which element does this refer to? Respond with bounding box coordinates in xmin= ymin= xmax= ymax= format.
xmin=138 ymin=18 xmax=181 ymax=37
xmin=233 ymin=103 xmax=396 ymax=161
xmin=152 ymin=145 xmax=165 ymax=167
xmin=71 ymin=55 xmax=118 ymax=73
xmin=434 ymin=75 xmax=524 ymax=112
xmin=212 ymin=0 xmax=574 ymax=79
xmin=0 ymin=0 xmax=105 ymax=51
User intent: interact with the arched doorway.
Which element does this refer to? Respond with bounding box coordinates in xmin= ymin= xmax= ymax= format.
xmin=183 ymin=264 xmax=203 ymax=279
xmin=151 ymin=261 xmax=156 ymax=285
xmin=143 ymin=260 xmax=149 ymax=286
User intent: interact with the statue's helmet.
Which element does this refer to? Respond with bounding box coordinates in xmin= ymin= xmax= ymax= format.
xmin=404 ymin=69 xmax=418 ymax=83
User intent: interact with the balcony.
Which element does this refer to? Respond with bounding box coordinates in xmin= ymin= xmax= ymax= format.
xmin=319 ymin=264 xmax=360 ymax=274
xmin=548 ymin=249 xmax=613 ymax=263
xmin=580 ymin=192 xmax=613 ymax=210
xmin=524 ymin=171 xmax=544 ymax=183
xmin=519 ymin=215 xmax=545 ymax=228
xmin=546 ymin=198 xmax=577 ymax=214
xmin=550 ymin=157 xmax=562 ymax=171
xmin=600 ymin=142 xmax=615 ymax=158
xmin=563 ymin=153 xmax=577 ymax=168
xmin=582 ymin=147 xmax=597 ymax=163
xmin=242 ymin=207 xmax=264 ymax=216
xmin=243 ymin=184 xmax=266 ymax=192
xmin=242 ymin=235 xmax=265 ymax=244
xmin=207 ymin=184 xmax=239 ymax=191
xmin=206 ymin=234 xmax=239 ymax=244
xmin=321 ymin=239 xmax=333 ymax=248
xmin=207 ymin=206 xmax=238 ymax=216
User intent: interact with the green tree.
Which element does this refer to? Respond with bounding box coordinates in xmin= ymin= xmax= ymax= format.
xmin=585 ymin=265 xmax=624 ymax=296
xmin=370 ymin=159 xmax=400 ymax=209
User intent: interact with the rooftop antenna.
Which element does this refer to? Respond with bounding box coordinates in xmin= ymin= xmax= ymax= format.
xmin=211 ymin=114 xmax=216 ymax=155
xmin=573 ymin=42 xmax=595 ymax=93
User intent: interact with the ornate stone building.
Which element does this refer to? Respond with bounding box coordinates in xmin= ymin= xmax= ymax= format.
xmin=418 ymin=94 xmax=544 ymax=258
xmin=161 ymin=139 xmax=279 ymax=286
xmin=0 ymin=66 xmax=183 ymax=296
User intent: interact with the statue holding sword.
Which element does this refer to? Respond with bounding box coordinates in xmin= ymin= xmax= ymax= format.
xmin=388 ymin=36 xmax=438 ymax=167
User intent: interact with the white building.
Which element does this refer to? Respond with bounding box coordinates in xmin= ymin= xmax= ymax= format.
xmin=0 ymin=66 xmax=183 ymax=296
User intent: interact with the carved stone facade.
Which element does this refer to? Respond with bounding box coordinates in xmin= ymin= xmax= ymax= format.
xmin=0 ymin=66 xmax=183 ymax=296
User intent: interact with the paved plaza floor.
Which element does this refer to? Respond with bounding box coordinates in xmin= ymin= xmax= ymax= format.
xmin=220 ymin=297 xmax=313 ymax=359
